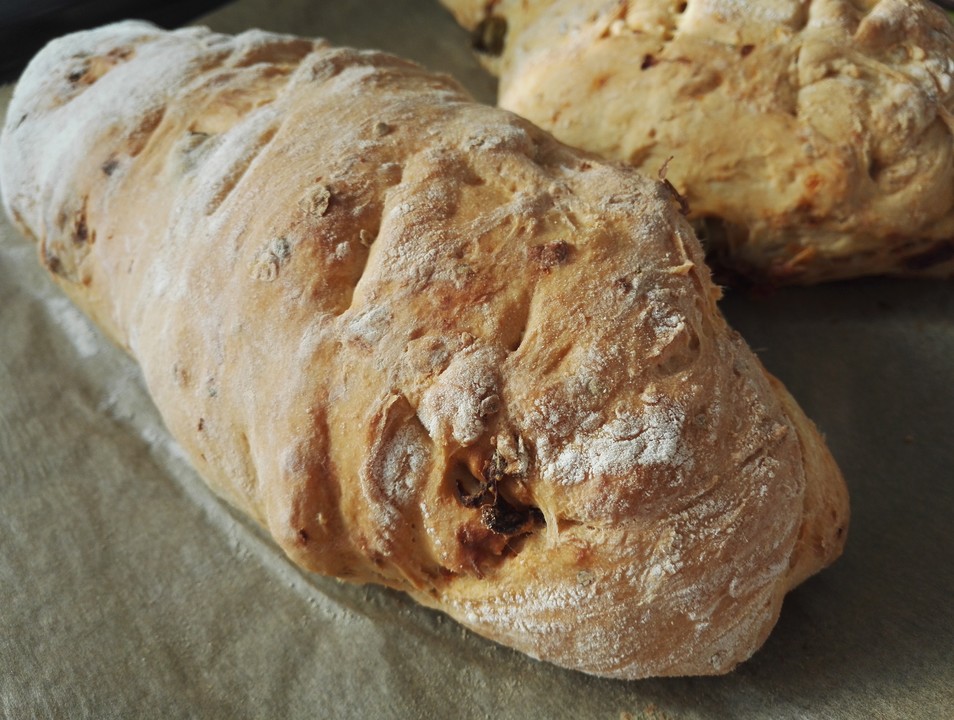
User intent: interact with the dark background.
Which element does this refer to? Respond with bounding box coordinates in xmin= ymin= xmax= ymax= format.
xmin=0 ymin=0 xmax=229 ymax=82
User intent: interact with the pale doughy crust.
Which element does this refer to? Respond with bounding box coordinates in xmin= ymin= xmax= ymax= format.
xmin=1 ymin=22 xmax=847 ymax=678
xmin=443 ymin=0 xmax=954 ymax=283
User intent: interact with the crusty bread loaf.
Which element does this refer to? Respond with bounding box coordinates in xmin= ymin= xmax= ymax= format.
xmin=1 ymin=22 xmax=848 ymax=678
xmin=442 ymin=0 xmax=954 ymax=284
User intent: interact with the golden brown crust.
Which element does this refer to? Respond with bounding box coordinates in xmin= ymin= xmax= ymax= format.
xmin=1 ymin=22 xmax=847 ymax=677
xmin=443 ymin=0 xmax=954 ymax=284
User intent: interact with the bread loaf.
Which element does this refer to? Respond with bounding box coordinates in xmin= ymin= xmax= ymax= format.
xmin=1 ymin=22 xmax=848 ymax=678
xmin=443 ymin=0 xmax=954 ymax=283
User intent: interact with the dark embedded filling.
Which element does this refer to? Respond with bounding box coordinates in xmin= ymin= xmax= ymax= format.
xmin=471 ymin=16 xmax=508 ymax=57
xmin=450 ymin=447 xmax=544 ymax=575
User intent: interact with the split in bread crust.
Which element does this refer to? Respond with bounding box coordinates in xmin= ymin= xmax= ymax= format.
xmin=1 ymin=22 xmax=848 ymax=678
xmin=443 ymin=0 xmax=954 ymax=283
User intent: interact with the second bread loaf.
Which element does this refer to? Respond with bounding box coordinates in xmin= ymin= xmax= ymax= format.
xmin=444 ymin=0 xmax=954 ymax=283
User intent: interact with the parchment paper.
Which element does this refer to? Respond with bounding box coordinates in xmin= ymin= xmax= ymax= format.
xmin=2 ymin=1 xmax=953 ymax=718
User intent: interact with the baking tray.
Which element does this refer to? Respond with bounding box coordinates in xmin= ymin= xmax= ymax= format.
xmin=1 ymin=1 xmax=952 ymax=717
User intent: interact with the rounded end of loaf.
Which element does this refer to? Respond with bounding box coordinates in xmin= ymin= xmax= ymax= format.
xmin=767 ymin=375 xmax=850 ymax=591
